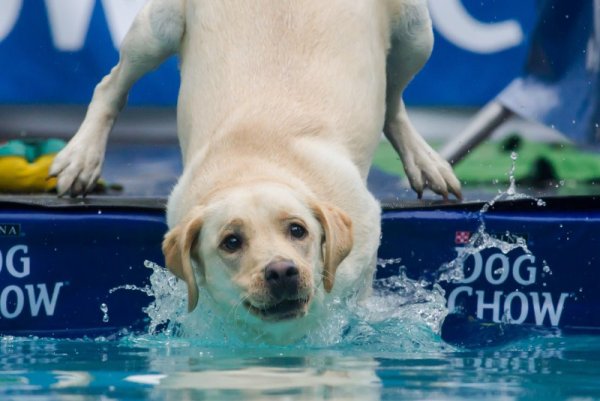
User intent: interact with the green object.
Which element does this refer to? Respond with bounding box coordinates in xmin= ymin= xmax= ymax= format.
xmin=372 ymin=134 xmax=600 ymax=184
xmin=0 ymin=139 xmax=65 ymax=163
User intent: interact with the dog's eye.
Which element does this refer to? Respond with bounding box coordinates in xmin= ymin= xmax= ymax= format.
xmin=289 ymin=223 xmax=307 ymax=240
xmin=220 ymin=234 xmax=243 ymax=252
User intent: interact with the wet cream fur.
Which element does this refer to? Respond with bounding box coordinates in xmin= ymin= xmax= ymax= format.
xmin=50 ymin=0 xmax=461 ymax=342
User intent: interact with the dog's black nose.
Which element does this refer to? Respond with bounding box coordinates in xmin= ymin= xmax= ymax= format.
xmin=264 ymin=261 xmax=299 ymax=300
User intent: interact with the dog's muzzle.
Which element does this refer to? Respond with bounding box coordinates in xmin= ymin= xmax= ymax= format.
xmin=244 ymin=261 xmax=310 ymax=321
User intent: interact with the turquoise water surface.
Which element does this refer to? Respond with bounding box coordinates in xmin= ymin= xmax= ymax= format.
xmin=2 ymin=323 xmax=600 ymax=400
xmin=2 ymin=271 xmax=600 ymax=401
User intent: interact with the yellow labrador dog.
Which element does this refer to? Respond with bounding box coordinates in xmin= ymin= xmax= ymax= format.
xmin=50 ymin=0 xmax=460 ymax=342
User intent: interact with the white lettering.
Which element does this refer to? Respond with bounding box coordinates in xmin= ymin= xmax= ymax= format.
xmin=26 ymin=283 xmax=64 ymax=317
xmin=530 ymin=292 xmax=569 ymax=326
xmin=44 ymin=0 xmax=145 ymax=50
xmin=447 ymin=285 xmax=472 ymax=312
xmin=456 ymin=250 xmax=539 ymax=287
xmin=0 ymin=285 xmax=24 ymax=319
xmin=457 ymin=249 xmax=482 ymax=284
xmin=476 ymin=290 xmax=502 ymax=322
xmin=0 ymin=225 xmax=18 ymax=236
xmin=484 ymin=253 xmax=510 ymax=285
xmin=44 ymin=0 xmax=96 ymax=51
xmin=101 ymin=0 xmax=146 ymax=47
xmin=0 ymin=0 xmax=22 ymax=41
xmin=428 ymin=0 xmax=524 ymax=54
xmin=3 ymin=0 xmax=526 ymax=55
xmin=6 ymin=245 xmax=30 ymax=278
xmin=504 ymin=291 xmax=528 ymax=324
xmin=446 ymin=285 xmax=569 ymax=327
xmin=513 ymin=254 xmax=537 ymax=285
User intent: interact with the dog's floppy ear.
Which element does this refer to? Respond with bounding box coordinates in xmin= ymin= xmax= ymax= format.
xmin=162 ymin=207 xmax=205 ymax=312
xmin=312 ymin=202 xmax=353 ymax=292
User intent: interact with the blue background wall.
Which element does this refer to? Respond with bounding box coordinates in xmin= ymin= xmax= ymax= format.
xmin=0 ymin=0 xmax=536 ymax=106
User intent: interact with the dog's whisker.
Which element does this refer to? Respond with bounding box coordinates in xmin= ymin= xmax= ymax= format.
xmin=227 ymin=294 xmax=251 ymax=322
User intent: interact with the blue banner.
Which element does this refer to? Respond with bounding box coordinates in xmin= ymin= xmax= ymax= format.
xmin=2 ymin=197 xmax=599 ymax=337
xmin=0 ymin=0 xmax=535 ymax=106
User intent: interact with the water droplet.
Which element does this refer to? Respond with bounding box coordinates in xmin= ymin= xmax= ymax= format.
xmin=377 ymin=258 xmax=403 ymax=268
xmin=100 ymin=303 xmax=109 ymax=323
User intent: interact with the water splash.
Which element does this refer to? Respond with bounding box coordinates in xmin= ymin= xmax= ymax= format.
xmin=439 ymin=152 xmax=548 ymax=283
xmin=370 ymin=274 xmax=448 ymax=333
xmin=115 ymin=152 xmax=544 ymax=348
xmin=482 ymin=152 xmax=546 ymax=214
xmin=120 ymin=260 xmax=446 ymax=351
xmin=542 ymin=260 xmax=552 ymax=275
xmin=139 ymin=260 xmax=187 ymax=335
xmin=376 ymin=257 xmax=403 ymax=268
xmin=436 ymin=152 xmax=553 ymax=327
xmin=100 ymin=303 xmax=109 ymax=323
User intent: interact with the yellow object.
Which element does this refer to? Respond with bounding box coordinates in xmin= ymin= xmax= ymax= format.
xmin=0 ymin=139 xmax=64 ymax=193
xmin=0 ymin=154 xmax=57 ymax=192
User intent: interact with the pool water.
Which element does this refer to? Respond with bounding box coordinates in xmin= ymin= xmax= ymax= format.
xmin=2 ymin=322 xmax=600 ymax=400
xmin=2 ymin=240 xmax=599 ymax=401
xmin=2 ymin=265 xmax=600 ymax=401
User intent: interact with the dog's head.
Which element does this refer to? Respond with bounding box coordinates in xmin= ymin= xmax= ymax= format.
xmin=162 ymin=183 xmax=353 ymax=322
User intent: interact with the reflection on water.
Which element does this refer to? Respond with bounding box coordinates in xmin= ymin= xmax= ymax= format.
xmin=129 ymin=352 xmax=382 ymax=401
xmin=0 ymin=270 xmax=449 ymax=401
xmin=1 ymin=333 xmax=600 ymax=401
xmin=0 ymin=336 xmax=383 ymax=400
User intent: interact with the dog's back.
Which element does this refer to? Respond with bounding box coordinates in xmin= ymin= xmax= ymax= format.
xmin=179 ymin=1 xmax=392 ymax=172
xmin=49 ymin=0 xmax=459 ymax=335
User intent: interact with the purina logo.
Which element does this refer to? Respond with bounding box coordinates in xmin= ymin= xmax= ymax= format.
xmin=454 ymin=231 xmax=529 ymax=245
xmin=0 ymin=224 xmax=20 ymax=237
xmin=454 ymin=231 xmax=471 ymax=244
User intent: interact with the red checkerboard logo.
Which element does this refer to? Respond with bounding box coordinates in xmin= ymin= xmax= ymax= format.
xmin=455 ymin=231 xmax=471 ymax=244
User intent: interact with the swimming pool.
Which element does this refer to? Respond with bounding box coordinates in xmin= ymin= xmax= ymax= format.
xmin=2 ymin=310 xmax=600 ymax=400
xmin=1 ymin=254 xmax=599 ymax=400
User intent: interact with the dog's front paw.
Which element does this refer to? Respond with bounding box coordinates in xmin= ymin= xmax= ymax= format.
xmin=49 ymin=135 xmax=106 ymax=197
xmin=402 ymin=140 xmax=462 ymax=201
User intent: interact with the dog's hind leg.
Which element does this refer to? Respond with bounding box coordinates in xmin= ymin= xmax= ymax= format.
xmin=50 ymin=0 xmax=185 ymax=197
xmin=383 ymin=0 xmax=461 ymax=200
